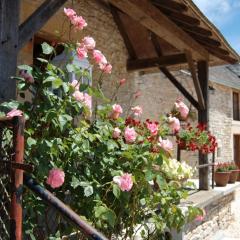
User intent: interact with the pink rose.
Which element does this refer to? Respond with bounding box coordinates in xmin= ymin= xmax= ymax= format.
xmin=82 ymin=36 xmax=96 ymax=50
xmin=111 ymin=104 xmax=123 ymax=120
xmin=64 ymin=8 xmax=76 ymax=20
xmin=19 ymin=70 xmax=34 ymax=84
xmin=175 ymin=98 xmax=189 ymax=119
xmin=168 ymin=116 xmax=180 ymax=133
xmin=6 ymin=109 xmax=23 ymax=118
xmin=146 ymin=120 xmax=158 ymax=136
xmin=71 ymin=15 xmax=87 ymax=30
xmin=83 ymin=93 xmax=92 ymax=112
xmin=76 ymin=45 xmax=88 ymax=59
xmin=46 ymin=169 xmax=65 ymax=189
xmin=124 ymin=126 xmax=137 ymax=143
xmin=112 ymin=127 xmax=121 ymax=139
xmin=158 ymin=137 xmax=173 ymax=153
xmin=131 ymin=106 xmax=143 ymax=117
xmin=92 ymin=50 xmax=107 ymax=65
xmin=119 ymin=78 xmax=126 ymax=85
xmin=113 ymin=173 xmax=133 ymax=192
xmin=70 ymin=80 xmax=80 ymax=90
xmin=100 ymin=63 xmax=112 ymax=74
xmin=73 ymin=91 xmax=85 ymax=102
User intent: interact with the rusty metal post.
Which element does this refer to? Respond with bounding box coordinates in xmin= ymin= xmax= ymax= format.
xmin=10 ymin=116 xmax=25 ymax=240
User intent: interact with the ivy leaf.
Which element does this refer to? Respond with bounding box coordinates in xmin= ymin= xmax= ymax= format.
xmin=84 ymin=186 xmax=93 ymax=197
xmin=41 ymin=42 xmax=54 ymax=55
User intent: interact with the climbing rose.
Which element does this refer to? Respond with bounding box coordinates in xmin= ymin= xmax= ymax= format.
xmin=131 ymin=106 xmax=143 ymax=117
xmin=146 ymin=120 xmax=158 ymax=136
xmin=100 ymin=63 xmax=112 ymax=74
xmin=175 ymin=98 xmax=189 ymax=119
xmin=64 ymin=8 xmax=76 ymax=20
xmin=124 ymin=126 xmax=137 ymax=143
xmin=46 ymin=169 xmax=65 ymax=189
xmin=168 ymin=116 xmax=180 ymax=132
xmin=70 ymin=80 xmax=80 ymax=90
xmin=82 ymin=36 xmax=96 ymax=50
xmin=83 ymin=93 xmax=92 ymax=111
xmin=76 ymin=45 xmax=88 ymax=59
xmin=6 ymin=109 xmax=23 ymax=118
xmin=113 ymin=173 xmax=133 ymax=192
xmin=112 ymin=127 xmax=121 ymax=139
xmin=158 ymin=137 xmax=173 ymax=153
xmin=71 ymin=15 xmax=87 ymax=30
xmin=120 ymin=78 xmax=126 ymax=85
xmin=73 ymin=91 xmax=85 ymax=102
xmin=111 ymin=104 xmax=123 ymax=119
xmin=92 ymin=50 xmax=107 ymax=65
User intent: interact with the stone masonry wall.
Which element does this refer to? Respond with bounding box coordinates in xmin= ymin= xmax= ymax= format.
xmin=184 ymin=192 xmax=234 ymax=240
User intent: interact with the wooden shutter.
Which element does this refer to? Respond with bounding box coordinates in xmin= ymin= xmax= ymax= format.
xmin=233 ymin=92 xmax=240 ymax=120
xmin=234 ymin=135 xmax=240 ymax=168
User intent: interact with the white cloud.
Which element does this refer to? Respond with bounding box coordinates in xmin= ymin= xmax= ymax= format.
xmin=193 ymin=0 xmax=239 ymax=26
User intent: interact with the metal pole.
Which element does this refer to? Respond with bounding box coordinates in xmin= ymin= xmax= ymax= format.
xmin=24 ymin=175 xmax=109 ymax=240
xmin=10 ymin=116 xmax=25 ymax=240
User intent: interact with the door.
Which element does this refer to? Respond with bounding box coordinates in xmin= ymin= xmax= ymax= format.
xmin=234 ymin=135 xmax=240 ymax=168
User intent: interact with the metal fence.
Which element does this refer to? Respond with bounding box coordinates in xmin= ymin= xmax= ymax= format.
xmin=0 ymin=116 xmax=108 ymax=240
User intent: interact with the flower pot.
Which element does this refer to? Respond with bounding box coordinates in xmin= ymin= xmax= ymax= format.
xmin=214 ymin=172 xmax=230 ymax=187
xmin=228 ymin=170 xmax=239 ymax=183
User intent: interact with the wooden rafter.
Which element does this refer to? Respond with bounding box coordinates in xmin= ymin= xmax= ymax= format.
xmin=110 ymin=5 xmax=137 ymax=59
xmin=127 ymin=53 xmax=187 ymax=71
xmin=185 ymin=51 xmax=205 ymax=110
xmin=151 ymin=34 xmax=200 ymax=110
xmin=18 ymin=0 xmax=68 ymax=50
xmin=152 ymin=0 xmax=187 ymax=12
xmin=108 ymin=0 xmax=209 ymax=61
xmin=188 ymin=33 xmax=221 ymax=47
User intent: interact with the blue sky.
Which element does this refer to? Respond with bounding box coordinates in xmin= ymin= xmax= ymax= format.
xmin=193 ymin=0 xmax=240 ymax=53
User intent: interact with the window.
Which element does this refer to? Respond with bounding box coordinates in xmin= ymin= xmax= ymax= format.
xmin=233 ymin=92 xmax=240 ymax=120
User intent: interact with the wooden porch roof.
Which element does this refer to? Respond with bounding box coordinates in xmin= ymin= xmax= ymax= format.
xmin=106 ymin=0 xmax=239 ymax=72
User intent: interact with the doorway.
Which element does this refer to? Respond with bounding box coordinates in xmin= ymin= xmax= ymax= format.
xmin=233 ymin=135 xmax=240 ymax=168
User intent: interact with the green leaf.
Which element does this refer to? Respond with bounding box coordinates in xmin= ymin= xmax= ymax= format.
xmin=113 ymin=184 xmax=121 ymax=199
xmin=52 ymin=78 xmax=63 ymax=89
xmin=36 ymin=57 xmax=48 ymax=63
xmin=71 ymin=176 xmax=82 ymax=189
xmin=84 ymin=185 xmax=93 ymax=197
xmin=27 ymin=137 xmax=36 ymax=147
xmin=18 ymin=65 xmax=32 ymax=72
xmin=66 ymin=64 xmax=75 ymax=73
xmin=94 ymin=206 xmax=116 ymax=228
xmin=41 ymin=42 xmax=54 ymax=55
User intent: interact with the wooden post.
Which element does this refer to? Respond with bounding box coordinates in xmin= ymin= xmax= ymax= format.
xmin=197 ymin=61 xmax=209 ymax=190
xmin=0 ymin=0 xmax=20 ymax=102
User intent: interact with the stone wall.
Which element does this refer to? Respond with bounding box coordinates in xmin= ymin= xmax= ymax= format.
xmin=184 ymin=192 xmax=234 ymax=240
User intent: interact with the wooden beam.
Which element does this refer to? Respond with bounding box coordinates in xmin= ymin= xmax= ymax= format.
xmin=157 ymin=7 xmax=201 ymax=26
xmin=151 ymin=34 xmax=200 ymax=109
xmin=0 ymin=0 xmax=20 ymax=102
xmin=152 ymin=0 xmax=187 ymax=12
xmin=197 ymin=61 xmax=209 ymax=190
xmin=188 ymin=33 xmax=221 ymax=47
xmin=174 ymin=20 xmax=212 ymax=36
xmin=108 ymin=0 xmax=209 ymax=61
xmin=202 ymin=45 xmax=229 ymax=56
xmin=127 ymin=53 xmax=187 ymax=71
xmin=110 ymin=5 xmax=137 ymax=59
xmin=18 ymin=0 xmax=68 ymax=50
xmin=185 ymin=51 xmax=205 ymax=110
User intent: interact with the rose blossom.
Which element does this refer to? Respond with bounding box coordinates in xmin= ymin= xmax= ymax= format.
xmin=113 ymin=173 xmax=133 ymax=192
xmin=131 ymin=106 xmax=143 ymax=117
xmin=71 ymin=15 xmax=87 ymax=30
xmin=82 ymin=36 xmax=96 ymax=50
xmin=64 ymin=8 xmax=76 ymax=20
xmin=146 ymin=120 xmax=158 ymax=136
xmin=46 ymin=168 xmax=65 ymax=188
xmin=92 ymin=50 xmax=107 ymax=65
xmin=111 ymin=104 xmax=123 ymax=120
xmin=6 ymin=109 xmax=23 ymax=118
xmin=73 ymin=91 xmax=85 ymax=102
xmin=19 ymin=70 xmax=34 ymax=84
xmin=124 ymin=126 xmax=137 ymax=143
xmin=83 ymin=93 xmax=92 ymax=112
xmin=175 ymin=98 xmax=189 ymax=119
xmin=168 ymin=116 xmax=180 ymax=133
xmin=158 ymin=137 xmax=173 ymax=153
xmin=120 ymin=78 xmax=126 ymax=85
xmin=70 ymin=79 xmax=80 ymax=90
xmin=99 ymin=63 xmax=112 ymax=74
xmin=112 ymin=127 xmax=121 ymax=139
xmin=76 ymin=45 xmax=88 ymax=59
xmin=195 ymin=209 xmax=206 ymax=222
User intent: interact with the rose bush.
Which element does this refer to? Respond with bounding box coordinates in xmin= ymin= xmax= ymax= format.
xmin=0 ymin=8 xmax=202 ymax=239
